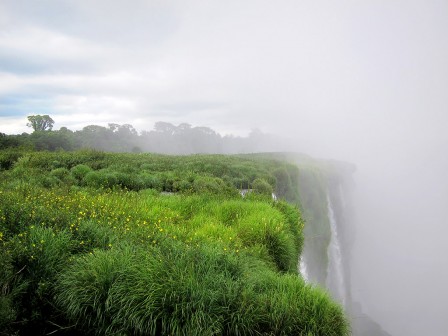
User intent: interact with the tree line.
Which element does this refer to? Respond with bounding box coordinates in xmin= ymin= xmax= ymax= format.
xmin=0 ymin=115 xmax=287 ymax=154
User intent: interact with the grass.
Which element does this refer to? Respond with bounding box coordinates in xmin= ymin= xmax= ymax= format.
xmin=0 ymin=150 xmax=349 ymax=335
xmin=56 ymin=241 xmax=348 ymax=335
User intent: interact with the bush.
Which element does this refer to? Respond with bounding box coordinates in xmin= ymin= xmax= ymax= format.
xmin=252 ymin=178 xmax=274 ymax=196
xmin=50 ymin=167 xmax=76 ymax=185
xmin=50 ymin=167 xmax=70 ymax=179
xmin=140 ymin=173 xmax=162 ymax=191
xmin=70 ymin=164 xmax=92 ymax=182
xmin=193 ymin=176 xmax=230 ymax=194
xmin=84 ymin=171 xmax=118 ymax=189
xmin=0 ymin=151 xmax=23 ymax=170
xmin=172 ymin=178 xmax=192 ymax=192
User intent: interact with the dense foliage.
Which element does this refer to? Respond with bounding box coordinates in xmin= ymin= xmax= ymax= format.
xmin=0 ymin=150 xmax=349 ymax=335
xmin=252 ymin=152 xmax=356 ymax=286
xmin=1 ymin=120 xmax=283 ymax=154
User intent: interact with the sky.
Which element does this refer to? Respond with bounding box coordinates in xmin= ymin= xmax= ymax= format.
xmin=1 ymin=1 xmax=448 ymax=335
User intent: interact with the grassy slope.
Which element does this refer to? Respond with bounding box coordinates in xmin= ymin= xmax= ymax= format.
xmin=252 ymin=152 xmax=355 ymax=286
xmin=0 ymin=150 xmax=349 ymax=335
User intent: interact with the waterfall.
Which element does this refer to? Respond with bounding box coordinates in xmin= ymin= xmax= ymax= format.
xmin=338 ymin=184 xmax=346 ymax=210
xmin=299 ymin=256 xmax=309 ymax=282
xmin=326 ymin=194 xmax=346 ymax=306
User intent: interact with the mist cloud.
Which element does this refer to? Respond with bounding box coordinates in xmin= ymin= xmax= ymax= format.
xmin=1 ymin=1 xmax=448 ymax=334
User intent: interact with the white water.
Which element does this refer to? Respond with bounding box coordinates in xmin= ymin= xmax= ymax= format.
xmin=338 ymin=184 xmax=346 ymax=210
xmin=326 ymin=194 xmax=346 ymax=306
xmin=299 ymin=256 xmax=309 ymax=282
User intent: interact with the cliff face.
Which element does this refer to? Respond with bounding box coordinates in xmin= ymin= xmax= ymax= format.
xmin=284 ymin=153 xmax=391 ymax=336
xmin=297 ymin=166 xmax=331 ymax=285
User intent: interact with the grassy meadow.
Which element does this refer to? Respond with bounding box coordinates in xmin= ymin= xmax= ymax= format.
xmin=0 ymin=150 xmax=349 ymax=335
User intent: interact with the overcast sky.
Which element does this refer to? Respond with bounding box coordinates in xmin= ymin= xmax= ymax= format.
xmin=1 ymin=1 xmax=448 ymax=335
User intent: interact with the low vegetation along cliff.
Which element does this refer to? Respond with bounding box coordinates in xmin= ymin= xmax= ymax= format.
xmin=0 ymin=150 xmax=349 ymax=335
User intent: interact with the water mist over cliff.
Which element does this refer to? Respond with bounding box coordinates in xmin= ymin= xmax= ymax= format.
xmin=291 ymin=155 xmax=392 ymax=336
xmin=326 ymin=194 xmax=346 ymax=307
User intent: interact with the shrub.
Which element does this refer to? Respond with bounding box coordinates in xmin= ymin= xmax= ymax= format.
xmin=50 ymin=167 xmax=70 ymax=179
xmin=40 ymin=175 xmax=61 ymax=188
xmin=140 ymin=173 xmax=162 ymax=191
xmin=50 ymin=167 xmax=76 ymax=185
xmin=193 ymin=176 xmax=230 ymax=194
xmin=70 ymin=164 xmax=92 ymax=182
xmin=0 ymin=151 xmax=23 ymax=170
xmin=159 ymin=172 xmax=179 ymax=192
xmin=84 ymin=171 xmax=118 ymax=189
xmin=252 ymin=178 xmax=273 ymax=196
xmin=172 ymin=178 xmax=192 ymax=192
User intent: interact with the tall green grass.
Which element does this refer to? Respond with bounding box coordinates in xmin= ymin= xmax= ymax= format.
xmin=56 ymin=241 xmax=349 ymax=336
xmin=0 ymin=150 xmax=349 ymax=335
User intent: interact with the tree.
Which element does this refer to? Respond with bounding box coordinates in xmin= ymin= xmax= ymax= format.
xmin=26 ymin=115 xmax=55 ymax=132
xmin=154 ymin=121 xmax=176 ymax=135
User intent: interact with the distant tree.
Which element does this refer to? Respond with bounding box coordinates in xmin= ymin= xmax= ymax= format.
xmin=59 ymin=127 xmax=71 ymax=133
xmin=29 ymin=130 xmax=73 ymax=151
xmin=190 ymin=126 xmax=221 ymax=153
xmin=177 ymin=123 xmax=192 ymax=132
xmin=108 ymin=123 xmax=120 ymax=132
xmin=76 ymin=125 xmax=112 ymax=150
xmin=154 ymin=121 xmax=176 ymax=135
xmin=26 ymin=115 xmax=55 ymax=132
xmin=0 ymin=132 xmax=18 ymax=149
xmin=117 ymin=124 xmax=138 ymax=136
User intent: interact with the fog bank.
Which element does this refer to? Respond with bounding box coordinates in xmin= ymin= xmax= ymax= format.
xmin=1 ymin=1 xmax=448 ymax=334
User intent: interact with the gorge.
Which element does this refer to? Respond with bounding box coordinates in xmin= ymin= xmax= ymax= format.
xmin=289 ymin=153 xmax=393 ymax=336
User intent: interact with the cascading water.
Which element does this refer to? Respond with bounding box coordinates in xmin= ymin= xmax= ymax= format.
xmin=299 ymin=256 xmax=309 ymax=282
xmin=326 ymin=194 xmax=347 ymax=306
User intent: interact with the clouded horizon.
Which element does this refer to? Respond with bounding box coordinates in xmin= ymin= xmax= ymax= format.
xmin=1 ymin=1 xmax=448 ymax=335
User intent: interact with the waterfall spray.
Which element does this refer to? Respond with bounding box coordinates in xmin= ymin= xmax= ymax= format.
xmin=326 ymin=194 xmax=347 ymax=306
xmin=299 ymin=256 xmax=309 ymax=282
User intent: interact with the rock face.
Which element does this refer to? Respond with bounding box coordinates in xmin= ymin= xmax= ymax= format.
xmin=287 ymin=153 xmax=391 ymax=336
xmin=233 ymin=152 xmax=392 ymax=335
xmin=349 ymin=302 xmax=393 ymax=336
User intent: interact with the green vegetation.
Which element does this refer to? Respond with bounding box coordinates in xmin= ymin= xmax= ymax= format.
xmin=245 ymin=152 xmax=356 ymax=287
xmin=0 ymin=150 xmax=349 ymax=335
xmin=26 ymin=115 xmax=55 ymax=132
xmin=0 ymin=118 xmax=280 ymax=154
